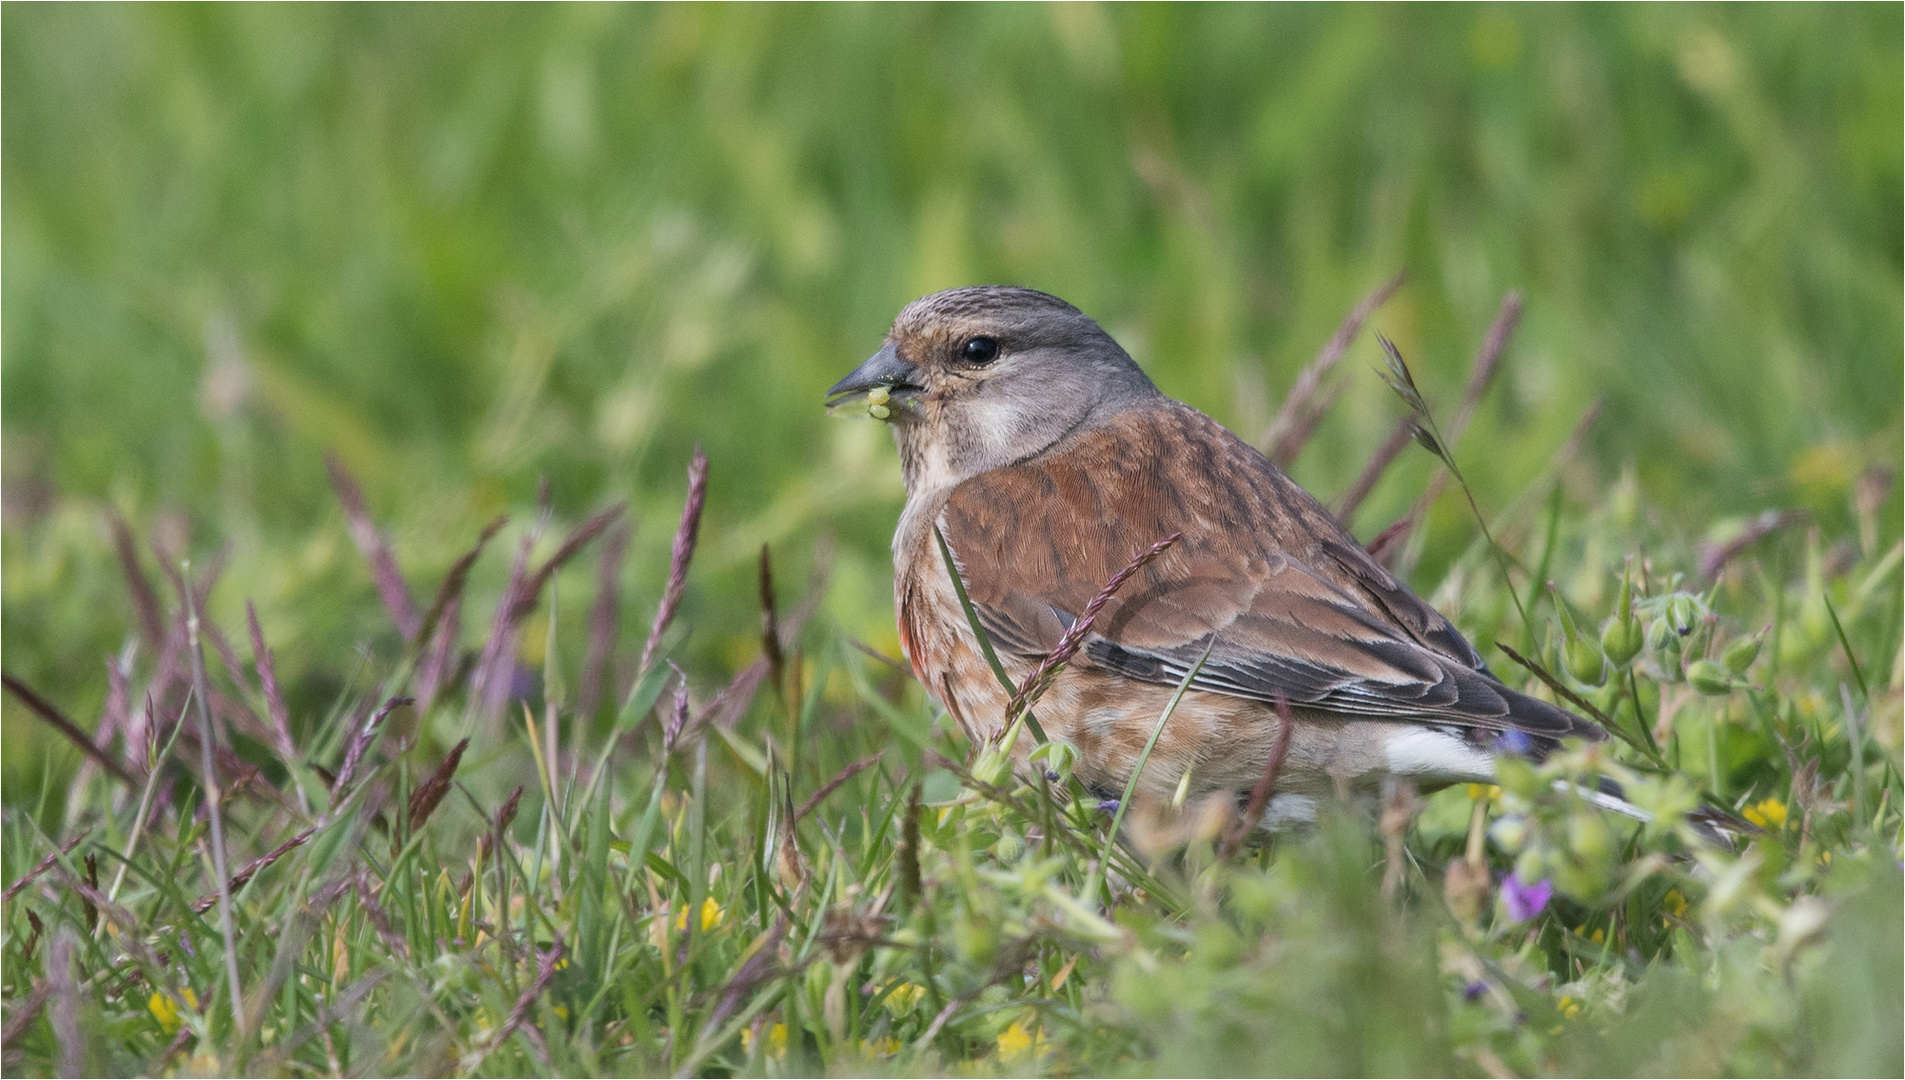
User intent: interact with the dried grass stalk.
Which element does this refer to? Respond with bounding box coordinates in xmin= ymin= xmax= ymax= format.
xmin=246 ymin=602 xmax=298 ymax=764
xmin=48 ymin=930 xmax=81 ymax=1078
xmin=414 ymin=593 xmax=462 ymax=714
xmin=1358 ymin=292 xmax=1520 ymax=555
xmin=472 ymin=503 xmax=622 ymax=724
xmin=406 ymin=738 xmax=470 ymax=832
xmin=1221 ymin=693 xmax=1296 ymax=857
xmin=324 ymin=452 xmax=421 ymax=639
xmin=759 ymin=544 xmax=787 ymax=708
xmin=1264 ymin=271 xmax=1406 ymax=467
xmin=109 ymin=514 xmax=167 ymax=652
xmin=2 ymin=674 xmax=137 ymax=786
xmin=191 ymin=827 xmax=316 ymax=914
xmin=2 ymin=830 xmax=93 ymax=904
xmin=578 ymin=520 xmax=632 ymax=718
xmin=472 ymin=525 xmax=539 ymax=725
xmin=795 ymin=753 xmax=883 ymax=822
xmin=1698 ymin=509 xmax=1806 ymax=580
xmin=0 ymin=983 xmax=49 ymax=1054
xmin=416 ymin=514 xmax=509 ymax=650
xmin=331 ymin=696 xmax=412 ymax=800
xmin=639 ymin=446 xmax=709 ymax=676
xmin=478 ymin=938 xmax=566 ymax=1066
xmin=1002 ymin=532 xmax=1182 ymax=728
xmin=1336 ymin=418 xmax=1417 ymax=523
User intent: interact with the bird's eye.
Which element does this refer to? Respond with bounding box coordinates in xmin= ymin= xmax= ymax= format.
xmin=960 ymin=336 xmax=1001 ymax=365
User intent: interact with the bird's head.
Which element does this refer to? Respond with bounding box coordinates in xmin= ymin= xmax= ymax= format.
xmin=826 ymin=286 xmax=1159 ymax=493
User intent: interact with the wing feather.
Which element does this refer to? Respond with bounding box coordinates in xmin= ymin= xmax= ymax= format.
xmin=940 ymin=402 xmax=1599 ymax=745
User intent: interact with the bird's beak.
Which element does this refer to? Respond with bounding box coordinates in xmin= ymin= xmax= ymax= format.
xmin=825 ymin=343 xmax=922 ymax=405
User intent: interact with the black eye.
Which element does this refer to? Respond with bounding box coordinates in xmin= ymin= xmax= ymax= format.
xmin=960 ymin=336 xmax=1000 ymax=365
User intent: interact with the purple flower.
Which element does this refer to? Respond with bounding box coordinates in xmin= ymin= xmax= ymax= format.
xmin=1463 ymin=981 xmax=1489 ymax=1002
xmin=1501 ymin=873 xmax=1553 ymax=923
xmin=1492 ymin=729 xmax=1535 ymax=757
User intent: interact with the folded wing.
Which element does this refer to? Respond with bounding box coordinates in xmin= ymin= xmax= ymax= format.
xmin=938 ymin=402 xmax=1601 ymax=748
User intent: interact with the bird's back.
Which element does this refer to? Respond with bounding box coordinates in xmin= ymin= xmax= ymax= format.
xmin=921 ymin=399 xmax=1602 ymax=753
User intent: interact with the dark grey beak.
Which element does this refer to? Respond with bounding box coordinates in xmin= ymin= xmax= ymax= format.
xmin=825 ymin=343 xmax=921 ymax=403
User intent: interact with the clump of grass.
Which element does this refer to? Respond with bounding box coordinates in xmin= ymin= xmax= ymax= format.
xmin=3 ymin=325 xmax=1901 ymax=1078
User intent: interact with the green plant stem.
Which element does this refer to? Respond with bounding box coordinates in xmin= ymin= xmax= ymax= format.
xmin=1087 ymin=640 xmax=1212 ymax=902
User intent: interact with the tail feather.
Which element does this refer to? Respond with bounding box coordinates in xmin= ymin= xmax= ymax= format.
xmin=1558 ymin=777 xmax=1753 ymax=846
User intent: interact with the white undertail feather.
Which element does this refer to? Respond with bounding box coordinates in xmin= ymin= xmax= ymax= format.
xmin=1556 ymin=780 xmax=1652 ymax=822
xmin=1382 ymin=727 xmax=1497 ymax=783
xmin=1379 ymin=727 xmax=1655 ymax=823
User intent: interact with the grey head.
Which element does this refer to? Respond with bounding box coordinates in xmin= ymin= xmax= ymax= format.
xmin=826 ymin=286 xmax=1161 ymax=493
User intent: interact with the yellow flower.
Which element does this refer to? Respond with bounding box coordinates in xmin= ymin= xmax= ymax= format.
xmin=1663 ymin=889 xmax=1689 ymax=918
xmin=742 ymin=1022 xmax=789 ymax=1061
xmin=1466 ymin=784 xmax=1503 ymax=801
xmin=674 ymin=897 xmax=724 ymax=932
xmin=1743 ymin=798 xmax=1788 ymax=830
xmin=996 ymin=1019 xmax=1050 ymax=1062
xmin=883 ymin=981 xmax=927 ymax=1016
xmin=1557 ymin=995 xmax=1582 ymax=1020
xmin=148 ymin=987 xmax=199 ymax=1034
xmin=860 ymin=1036 xmax=902 ymax=1057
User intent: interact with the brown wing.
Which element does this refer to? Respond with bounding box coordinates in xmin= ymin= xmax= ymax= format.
xmin=939 ymin=402 xmax=1599 ymax=745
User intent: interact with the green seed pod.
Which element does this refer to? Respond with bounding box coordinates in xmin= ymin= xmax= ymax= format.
xmin=994 ymin=831 xmax=1024 ymax=862
xmin=1602 ymin=616 xmax=1644 ymax=668
xmin=866 ymin=385 xmax=890 ymax=407
xmin=1549 ymin=586 xmax=1604 ymax=685
xmin=1601 ymin=563 xmax=1644 ymax=667
xmin=1687 ymin=659 xmax=1735 ymax=696
xmin=1722 ymin=632 xmax=1763 ymax=675
xmin=1566 ymin=638 xmax=1607 ymax=686
xmin=1028 ymin=740 xmax=1076 ymax=783
xmin=970 ymin=744 xmax=1012 ymax=789
xmin=1667 ymin=594 xmax=1700 ymax=636
xmin=868 ymin=404 xmax=891 ymax=420
xmin=1647 ymin=617 xmax=1678 ymax=653
xmin=1543 ymin=635 xmax=1567 ymax=680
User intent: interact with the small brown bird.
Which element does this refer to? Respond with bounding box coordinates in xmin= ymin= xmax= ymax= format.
xmin=829 ymin=286 xmax=1608 ymax=827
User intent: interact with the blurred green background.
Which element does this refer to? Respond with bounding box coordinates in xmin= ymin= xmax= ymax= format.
xmin=4 ymin=4 xmax=1900 ymax=787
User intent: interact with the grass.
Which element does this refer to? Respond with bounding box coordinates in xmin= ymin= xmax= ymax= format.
xmin=3 ymin=304 xmax=1900 ymax=1074
xmin=2 ymin=5 xmax=1901 ymax=1077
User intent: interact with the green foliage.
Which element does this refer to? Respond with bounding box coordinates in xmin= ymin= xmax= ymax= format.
xmin=2 ymin=6 xmax=1901 ymax=1077
xmin=1 ymin=438 xmax=1899 ymax=1075
xmin=3 ymin=5 xmax=1900 ymax=743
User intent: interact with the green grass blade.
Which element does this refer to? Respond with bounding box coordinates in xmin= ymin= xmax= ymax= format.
xmin=1089 ymin=638 xmax=1214 ymax=900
